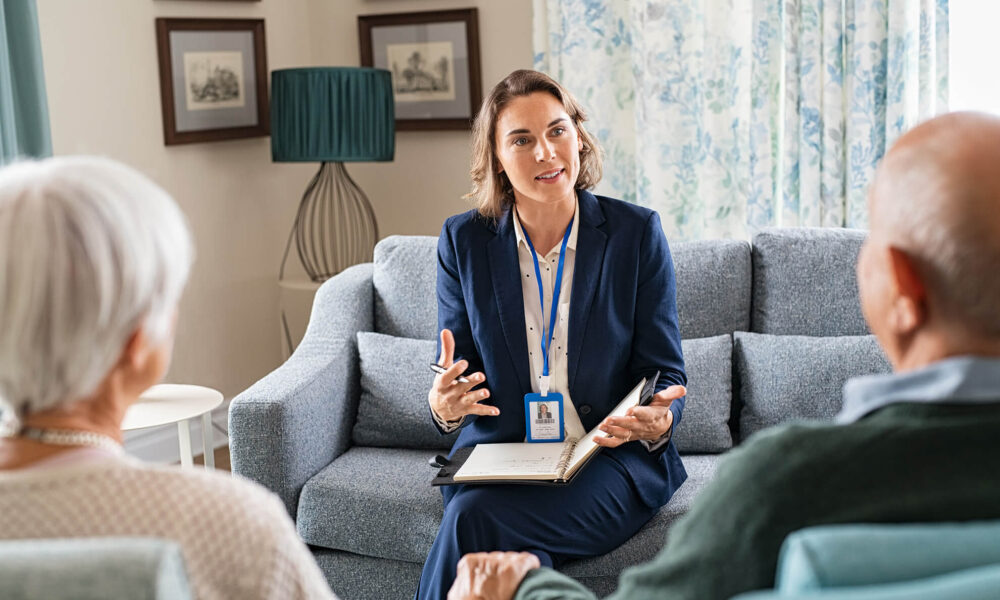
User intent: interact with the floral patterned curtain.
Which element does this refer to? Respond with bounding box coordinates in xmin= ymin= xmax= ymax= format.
xmin=533 ymin=0 xmax=949 ymax=240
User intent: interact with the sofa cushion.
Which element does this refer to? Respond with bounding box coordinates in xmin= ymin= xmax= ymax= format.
xmin=297 ymin=448 xmax=444 ymax=564
xmin=562 ymin=454 xmax=720 ymax=578
xmin=750 ymin=228 xmax=868 ymax=336
xmin=673 ymin=335 xmax=733 ymax=453
xmin=735 ymin=333 xmax=891 ymax=441
xmin=672 ymin=239 xmax=751 ymax=338
xmin=297 ymin=447 xmax=719 ymax=571
xmin=353 ymin=332 xmax=458 ymax=449
xmin=373 ymin=235 xmax=438 ymax=340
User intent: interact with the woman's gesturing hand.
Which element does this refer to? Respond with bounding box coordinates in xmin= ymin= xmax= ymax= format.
xmin=429 ymin=329 xmax=500 ymax=422
xmin=594 ymin=385 xmax=686 ymax=447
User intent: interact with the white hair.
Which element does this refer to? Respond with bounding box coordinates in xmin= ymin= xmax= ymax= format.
xmin=0 ymin=156 xmax=194 ymax=427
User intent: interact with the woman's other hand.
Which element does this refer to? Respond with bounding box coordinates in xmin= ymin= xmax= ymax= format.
xmin=429 ymin=329 xmax=500 ymax=422
xmin=594 ymin=385 xmax=686 ymax=447
xmin=447 ymin=552 xmax=540 ymax=600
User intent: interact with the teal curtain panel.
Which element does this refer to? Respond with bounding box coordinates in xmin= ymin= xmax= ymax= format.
xmin=0 ymin=0 xmax=52 ymax=166
xmin=534 ymin=0 xmax=949 ymax=240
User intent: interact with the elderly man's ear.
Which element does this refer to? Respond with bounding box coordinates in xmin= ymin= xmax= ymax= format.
xmin=886 ymin=246 xmax=927 ymax=334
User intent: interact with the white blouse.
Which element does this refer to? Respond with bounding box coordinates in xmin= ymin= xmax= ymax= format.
xmin=512 ymin=200 xmax=586 ymax=441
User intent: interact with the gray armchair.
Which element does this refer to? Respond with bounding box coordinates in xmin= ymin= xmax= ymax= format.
xmin=231 ymin=263 xmax=373 ymax=519
xmin=0 ymin=538 xmax=191 ymax=600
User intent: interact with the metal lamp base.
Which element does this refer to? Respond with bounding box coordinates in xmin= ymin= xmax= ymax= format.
xmin=280 ymin=162 xmax=379 ymax=282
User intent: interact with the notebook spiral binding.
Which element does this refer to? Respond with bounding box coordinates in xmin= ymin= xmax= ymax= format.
xmin=554 ymin=437 xmax=580 ymax=480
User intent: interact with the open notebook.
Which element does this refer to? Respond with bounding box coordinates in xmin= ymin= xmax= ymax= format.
xmin=432 ymin=373 xmax=658 ymax=486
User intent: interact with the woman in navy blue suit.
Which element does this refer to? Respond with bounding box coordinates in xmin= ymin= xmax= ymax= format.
xmin=418 ymin=70 xmax=687 ymax=600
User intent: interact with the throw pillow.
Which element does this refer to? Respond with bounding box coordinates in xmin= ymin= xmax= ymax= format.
xmin=735 ymin=332 xmax=891 ymax=441
xmin=672 ymin=334 xmax=733 ymax=453
xmin=352 ymin=332 xmax=458 ymax=449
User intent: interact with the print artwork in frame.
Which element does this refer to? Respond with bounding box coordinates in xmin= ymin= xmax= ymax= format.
xmin=155 ymin=18 xmax=269 ymax=145
xmin=359 ymin=9 xmax=482 ymax=131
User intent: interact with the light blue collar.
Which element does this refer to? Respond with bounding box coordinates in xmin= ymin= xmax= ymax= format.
xmin=836 ymin=356 xmax=1000 ymax=424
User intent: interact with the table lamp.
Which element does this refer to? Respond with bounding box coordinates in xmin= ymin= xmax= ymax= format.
xmin=271 ymin=67 xmax=395 ymax=282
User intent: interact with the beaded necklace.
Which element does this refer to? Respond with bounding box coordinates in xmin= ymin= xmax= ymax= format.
xmin=17 ymin=427 xmax=124 ymax=455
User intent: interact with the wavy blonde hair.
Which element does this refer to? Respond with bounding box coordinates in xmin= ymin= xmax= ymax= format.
xmin=467 ymin=70 xmax=602 ymax=219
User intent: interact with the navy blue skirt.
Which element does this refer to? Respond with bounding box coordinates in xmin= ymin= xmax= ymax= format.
xmin=415 ymin=451 xmax=659 ymax=600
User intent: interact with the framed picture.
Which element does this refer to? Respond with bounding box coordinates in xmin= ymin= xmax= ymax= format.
xmin=155 ymin=18 xmax=269 ymax=145
xmin=358 ymin=9 xmax=481 ymax=131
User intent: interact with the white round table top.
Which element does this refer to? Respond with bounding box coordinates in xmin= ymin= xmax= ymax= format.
xmin=121 ymin=384 xmax=224 ymax=431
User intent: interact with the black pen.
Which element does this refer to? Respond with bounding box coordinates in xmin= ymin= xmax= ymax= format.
xmin=429 ymin=362 xmax=470 ymax=383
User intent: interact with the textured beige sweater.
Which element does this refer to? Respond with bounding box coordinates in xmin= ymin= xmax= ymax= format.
xmin=0 ymin=452 xmax=336 ymax=600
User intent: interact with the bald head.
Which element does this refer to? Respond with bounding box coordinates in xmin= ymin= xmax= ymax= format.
xmin=869 ymin=111 xmax=1000 ymax=338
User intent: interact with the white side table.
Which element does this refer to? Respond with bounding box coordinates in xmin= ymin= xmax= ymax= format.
xmin=122 ymin=384 xmax=224 ymax=469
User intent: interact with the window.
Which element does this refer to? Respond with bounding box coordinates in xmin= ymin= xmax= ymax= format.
xmin=949 ymin=2 xmax=1000 ymax=113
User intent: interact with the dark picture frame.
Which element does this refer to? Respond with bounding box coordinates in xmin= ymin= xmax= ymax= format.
xmin=155 ymin=18 xmax=269 ymax=145
xmin=358 ymin=9 xmax=481 ymax=131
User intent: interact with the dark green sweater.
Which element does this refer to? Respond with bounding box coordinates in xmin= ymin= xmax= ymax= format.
xmin=516 ymin=403 xmax=1000 ymax=600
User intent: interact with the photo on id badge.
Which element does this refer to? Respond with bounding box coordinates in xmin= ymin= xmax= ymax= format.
xmin=525 ymin=393 xmax=564 ymax=442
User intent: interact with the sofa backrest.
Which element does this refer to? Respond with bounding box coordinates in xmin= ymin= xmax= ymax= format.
xmin=369 ymin=228 xmax=864 ymax=339
xmin=774 ymin=521 xmax=1000 ymax=593
xmin=732 ymin=521 xmax=1000 ymax=600
xmin=371 ymin=235 xmax=752 ymax=342
xmin=735 ymin=228 xmax=890 ymax=443
xmin=373 ymin=235 xmax=438 ymax=340
xmin=750 ymin=227 xmax=868 ymax=336
xmin=360 ymin=228 xmax=889 ymax=452
xmin=671 ymin=239 xmax=751 ymax=338
xmin=0 ymin=537 xmax=192 ymax=600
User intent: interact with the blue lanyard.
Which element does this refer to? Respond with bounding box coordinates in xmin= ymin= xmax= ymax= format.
xmin=522 ymin=217 xmax=573 ymax=379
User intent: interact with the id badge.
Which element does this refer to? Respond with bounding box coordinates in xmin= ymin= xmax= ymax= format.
xmin=524 ymin=392 xmax=565 ymax=443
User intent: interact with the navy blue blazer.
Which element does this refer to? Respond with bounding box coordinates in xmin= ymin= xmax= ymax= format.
xmin=435 ymin=190 xmax=687 ymax=508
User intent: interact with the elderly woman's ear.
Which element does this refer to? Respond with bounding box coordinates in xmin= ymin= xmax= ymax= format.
xmin=117 ymin=327 xmax=149 ymax=371
xmin=114 ymin=324 xmax=174 ymax=395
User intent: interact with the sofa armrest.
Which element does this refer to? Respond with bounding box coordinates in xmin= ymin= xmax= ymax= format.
xmin=228 ymin=264 xmax=374 ymax=518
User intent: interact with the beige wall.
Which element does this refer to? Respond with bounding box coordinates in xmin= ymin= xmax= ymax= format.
xmin=34 ymin=0 xmax=532 ymax=400
xmin=307 ymin=0 xmax=534 ymax=237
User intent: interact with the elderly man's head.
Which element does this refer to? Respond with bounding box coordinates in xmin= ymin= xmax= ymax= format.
xmin=859 ymin=112 xmax=1000 ymax=369
xmin=0 ymin=157 xmax=193 ymax=427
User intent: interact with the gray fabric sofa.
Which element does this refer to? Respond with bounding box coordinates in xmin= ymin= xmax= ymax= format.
xmin=229 ymin=226 xmax=891 ymax=600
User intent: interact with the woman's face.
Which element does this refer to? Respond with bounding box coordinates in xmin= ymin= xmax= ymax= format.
xmin=494 ymin=91 xmax=583 ymax=209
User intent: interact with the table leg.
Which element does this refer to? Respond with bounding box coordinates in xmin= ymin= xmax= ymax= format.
xmin=177 ymin=420 xmax=193 ymax=468
xmin=201 ymin=412 xmax=215 ymax=470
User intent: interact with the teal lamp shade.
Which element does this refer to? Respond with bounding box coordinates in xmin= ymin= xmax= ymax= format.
xmin=270 ymin=67 xmax=395 ymax=162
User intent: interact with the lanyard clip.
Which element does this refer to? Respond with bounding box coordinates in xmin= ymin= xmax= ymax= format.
xmin=539 ymin=375 xmax=551 ymax=397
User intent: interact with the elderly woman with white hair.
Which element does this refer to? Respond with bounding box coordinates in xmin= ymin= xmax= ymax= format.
xmin=0 ymin=156 xmax=336 ymax=600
